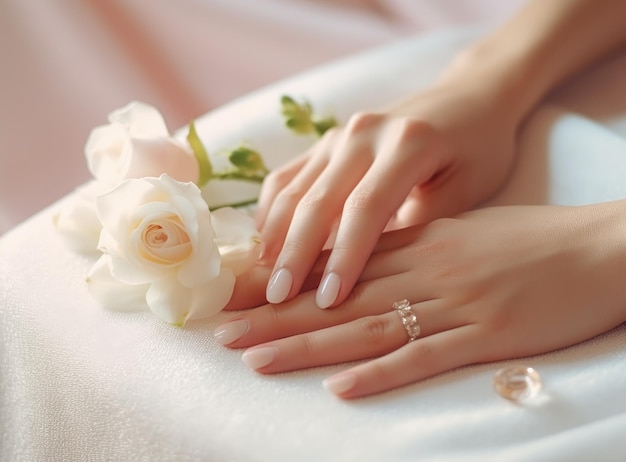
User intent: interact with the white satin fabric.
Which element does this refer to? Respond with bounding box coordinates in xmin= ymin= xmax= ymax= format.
xmin=2 ymin=28 xmax=626 ymax=461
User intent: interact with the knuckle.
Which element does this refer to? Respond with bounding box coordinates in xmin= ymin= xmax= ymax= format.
xmin=485 ymin=308 xmax=514 ymax=336
xmin=389 ymin=118 xmax=443 ymax=164
xmin=264 ymin=167 xmax=292 ymax=190
xmin=280 ymin=237 xmax=311 ymax=255
xmin=344 ymin=189 xmax=375 ymax=212
xmin=339 ymin=285 xmax=365 ymax=310
xmin=408 ymin=341 xmax=436 ymax=370
xmin=297 ymin=334 xmax=319 ymax=359
xmin=319 ymin=125 xmax=341 ymax=141
xmin=275 ymin=184 xmax=307 ymax=208
xmin=296 ymin=191 xmax=329 ymax=214
xmin=346 ymin=111 xmax=384 ymax=134
xmin=265 ymin=304 xmax=290 ymax=328
xmin=397 ymin=118 xmax=435 ymax=142
xmin=355 ymin=315 xmax=393 ymax=347
xmin=344 ymin=188 xmax=390 ymax=216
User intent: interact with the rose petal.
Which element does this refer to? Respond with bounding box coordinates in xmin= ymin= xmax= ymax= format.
xmin=146 ymin=269 xmax=234 ymax=326
xmin=147 ymin=176 xmax=220 ymax=286
xmin=87 ymin=255 xmax=150 ymax=311
xmin=97 ymin=180 xmax=176 ymax=284
xmin=124 ymin=137 xmax=198 ymax=183
xmin=97 ymin=177 xmax=157 ymax=234
xmin=96 ymin=176 xmax=222 ymax=287
xmin=85 ymin=124 xmax=128 ymax=183
xmin=53 ymin=181 xmax=107 ymax=254
xmin=188 ymin=268 xmax=235 ymax=320
xmin=108 ymin=101 xmax=169 ymax=138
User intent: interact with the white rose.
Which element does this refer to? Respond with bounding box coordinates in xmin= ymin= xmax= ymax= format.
xmin=87 ymin=174 xmax=260 ymax=326
xmin=56 ymin=102 xmax=201 ymax=253
xmin=52 ymin=181 xmax=110 ymax=254
xmin=85 ymin=101 xmax=199 ymax=185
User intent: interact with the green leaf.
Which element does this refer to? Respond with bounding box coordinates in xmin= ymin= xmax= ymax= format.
xmin=281 ymin=95 xmax=337 ymax=137
xmin=186 ymin=121 xmax=213 ymax=187
xmin=229 ymin=146 xmax=269 ymax=176
xmin=312 ymin=116 xmax=338 ymax=136
xmin=281 ymin=95 xmax=315 ymax=135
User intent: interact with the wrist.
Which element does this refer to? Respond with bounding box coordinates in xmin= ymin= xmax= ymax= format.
xmin=437 ymin=37 xmax=542 ymax=123
xmin=440 ymin=0 xmax=626 ymax=125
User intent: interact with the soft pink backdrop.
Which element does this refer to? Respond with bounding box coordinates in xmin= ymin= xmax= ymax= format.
xmin=0 ymin=0 xmax=525 ymax=234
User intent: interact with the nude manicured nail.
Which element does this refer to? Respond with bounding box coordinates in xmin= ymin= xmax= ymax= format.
xmin=323 ymin=373 xmax=357 ymax=395
xmin=213 ymin=319 xmax=249 ymax=345
xmin=266 ymin=268 xmax=292 ymax=303
xmin=316 ymin=272 xmax=341 ymax=309
xmin=242 ymin=346 xmax=277 ymax=370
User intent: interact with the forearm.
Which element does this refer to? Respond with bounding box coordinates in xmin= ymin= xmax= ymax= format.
xmin=442 ymin=0 xmax=626 ymax=119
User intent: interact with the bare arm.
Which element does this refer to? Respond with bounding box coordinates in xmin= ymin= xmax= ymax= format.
xmin=441 ymin=0 xmax=626 ymax=118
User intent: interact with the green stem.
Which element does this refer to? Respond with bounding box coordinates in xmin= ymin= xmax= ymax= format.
xmin=209 ymin=198 xmax=258 ymax=211
xmin=212 ymin=173 xmax=266 ymax=183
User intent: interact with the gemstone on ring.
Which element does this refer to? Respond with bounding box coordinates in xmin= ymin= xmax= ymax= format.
xmin=393 ymin=299 xmax=420 ymax=342
xmin=493 ymin=365 xmax=542 ymax=402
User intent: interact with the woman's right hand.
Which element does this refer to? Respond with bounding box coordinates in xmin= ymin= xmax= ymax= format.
xmin=256 ymin=64 xmax=526 ymax=310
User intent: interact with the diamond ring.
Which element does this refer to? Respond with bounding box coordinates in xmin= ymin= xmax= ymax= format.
xmin=393 ymin=299 xmax=420 ymax=343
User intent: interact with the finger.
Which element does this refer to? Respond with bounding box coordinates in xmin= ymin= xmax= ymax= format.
xmin=323 ymin=324 xmax=481 ymax=399
xmin=318 ymin=119 xmax=448 ymax=309
xmin=224 ymin=253 xmax=379 ymax=314
xmin=237 ymin=298 xmax=467 ymax=374
xmin=266 ymin=113 xmax=384 ymax=304
xmin=255 ymin=152 xmax=310 ymax=231
xmin=217 ymin=275 xmax=408 ymax=347
xmin=303 ymin=227 xmax=429 ymax=289
xmin=226 ymin=225 xmax=433 ymax=312
xmin=216 ymin=259 xmax=453 ymax=346
xmin=258 ymin=131 xmax=338 ymax=260
xmin=223 ymin=264 xmax=273 ymax=311
xmin=385 ymin=187 xmax=424 ymax=231
xmin=241 ymin=312 xmax=404 ymax=372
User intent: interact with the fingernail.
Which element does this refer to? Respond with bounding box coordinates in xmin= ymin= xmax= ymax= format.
xmin=214 ymin=319 xmax=249 ymax=345
xmin=323 ymin=372 xmax=357 ymax=395
xmin=266 ymin=267 xmax=292 ymax=304
xmin=316 ymin=272 xmax=341 ymax=309
xmin=242 ymin=346 xmax=277 ymax=370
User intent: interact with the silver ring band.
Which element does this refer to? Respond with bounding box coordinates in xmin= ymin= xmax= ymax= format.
xmin=393 ymin=299 xmax=420 ymax=342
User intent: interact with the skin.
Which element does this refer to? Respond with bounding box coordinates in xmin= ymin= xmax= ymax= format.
xmin=257 ymin=0 xmax=626 ymax=309
xmin=215 ymin=0 xmax=626 ymax=398
xmin=218 ymin=203 xmax=626 ymax=398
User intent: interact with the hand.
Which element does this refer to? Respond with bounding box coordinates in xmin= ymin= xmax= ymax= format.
xmin=216 ymin=203 xmax=626 ymax=399
xmin=256 ymin=75 xmax=523 ymax=309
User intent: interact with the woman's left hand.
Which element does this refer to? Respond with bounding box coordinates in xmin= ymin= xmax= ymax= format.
xmin=215 ymin=203 xmax=626 ymax=399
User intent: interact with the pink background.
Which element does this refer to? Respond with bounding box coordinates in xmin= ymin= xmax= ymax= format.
xmin=0 ymin=0 xmax=525 ymax=235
